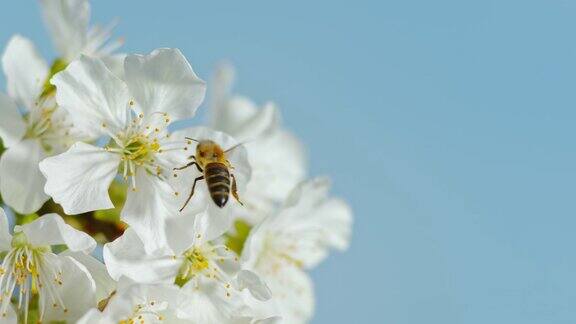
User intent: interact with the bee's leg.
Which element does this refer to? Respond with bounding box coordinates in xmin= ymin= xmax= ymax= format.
xmin=180 ymin=176 xmax=204 ymax=212
xmin=225 ymin=159 xmax=235 ymax=170
xmin=174 ymin=161 xmax=198 ymax=171
xmin=231 ymin=174 xmax=244 ymax=206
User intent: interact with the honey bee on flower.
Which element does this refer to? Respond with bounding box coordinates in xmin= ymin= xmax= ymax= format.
xmin=39 ymin=48 xmax=206 ymax=252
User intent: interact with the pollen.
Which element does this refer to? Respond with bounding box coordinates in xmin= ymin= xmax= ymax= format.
xmin=1 ymin=237 xmax=68 ymax=323
xmin=103 ymin=110 xmax=184 ymax=196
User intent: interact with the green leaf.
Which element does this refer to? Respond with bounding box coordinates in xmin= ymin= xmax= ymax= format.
xmin=224 ymin=219 xmax=252 ymax=256
xmin=93 ymin=180 xmax=127 ymax=223
xmin=15 ymin=213 xmax=39 ymax=225
xmin=39 ymin=58 xmax=68 ymax=99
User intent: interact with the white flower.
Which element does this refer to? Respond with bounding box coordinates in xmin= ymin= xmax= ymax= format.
xmin=64 ymin=248 xmax=116 ymax=304
xmin=171 ymin=126 xmax=252 ymax=231
xmin=0 ymin=36 xmax=86 ymax=214
xmin=0 ymin=209 xmax=99 ymax=323
xmin=39 ymin=48 xmax=206 ymax=252
xmin=79 ymin=280 xmax=279 ymax=324
xmin=40 ymin=0 xmax=124 ymax=69
xmin=103 ymin=211 xmax=274 ymax=323
xmin=208 ymin=63 xmax=307 ymax=221
xmin=241 ymin=178 xmax=353 ymax=323
xmin=0 ymin=0 xmax=122 ymax=214
xmin=77 ymin=282 xmax=189 ymax=324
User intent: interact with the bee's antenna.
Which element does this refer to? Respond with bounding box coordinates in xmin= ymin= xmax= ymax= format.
xmin=185 ymin=137 xmax=199 ymax=143
xmin=225 ymin=140 xmax=252 ymax=153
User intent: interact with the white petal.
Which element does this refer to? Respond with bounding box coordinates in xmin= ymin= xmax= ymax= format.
xmin=214 ymin=97 xmax=280 ymax=142
xmin=245 ymin=129 xmax=307 ymax=207
xmin=0 ymin=93 xmax=25 ymax=147
xmin=1 ymin=303 xmax=17 ymax=324
xmin=40 ymin=0 xmax=89 ymax=61
xmin=39 ymin=142 xmax=120 ymax=215
xmin=211 ymin=95 xmax=256 ymax=133
xmin=1 ymin=35 xmax=48 ymax=109
xmin=124 ymin=48 xmax=206 ymax=120
xmin=262 ymin=265 xmax=314 ymax=324
xmin=165 ymin=208 xmax=232 ymax=257
xmin=42 ymin=255 xmax=97 ymax=323
xmin=275 ymin=178 xmax=353 ymax=268
xmin=84 ymin=22 xmax=121 ymax=58
xmin=178 ymin=276 xmax=249 ymax=323
xmin=103 ymin=228 xmax=180 ymax=284
xmin=51 ymin=55 xmax=129 ymax=138
xmin=77 ymin=308 xmax=111 ymax=324
xmin=0 ymin=139 xmax=49 ymax=214
xmin=121 ymin=168 xmax=177 ymax=253
xmin=209 ymin=62 xmax=235 ymax=125
xmin=164 ymin=210 xmax=207 ymax=255
xmin=253 ymin=316 xmax=282 ymax=324
xmin=106 ymin=283 xmax=180 ymax=318
xmin=233 ymin=101 xmax=279 ymax=141
xmin=240 ymin=218 xmax=269 ymax=269
xmin=62 ymin=250 xmax=116 ymax=302
xmin=310 ymin=198 xmax=352 ymax=251
xmin=100 ymin=53 xmax=126 ymax=78
xmin=21 ymin=213 xmax=95 ymax=252
xmin=283 ymin=177 xmax=330 ymax=209
xmin=98 ymin=283 xmax=139 ymax=318
xmin=0 ymin=208 xmax=11 ymax=251
xmin=235 ymin=270 xmax=272 ymax=301
xmin=209 ymin=63 xmax=278 ymax=139
xmin=236 ymin=289 xmax=282 ymax=324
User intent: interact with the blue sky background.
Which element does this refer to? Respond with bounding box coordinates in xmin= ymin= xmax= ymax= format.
xmin=2 ymin=1 xmax=576 ymax=323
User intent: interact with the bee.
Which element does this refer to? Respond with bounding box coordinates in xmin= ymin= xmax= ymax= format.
xmin=174 ymin=137 xmax=244 ymax=211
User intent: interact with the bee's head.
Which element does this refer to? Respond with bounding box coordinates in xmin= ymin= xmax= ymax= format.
xmin=196 ymin=140 xmax=225 ymax=166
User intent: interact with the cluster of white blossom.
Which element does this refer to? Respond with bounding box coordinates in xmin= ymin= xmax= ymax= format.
xmin=0 ymin=1 xmax=353 ymax=323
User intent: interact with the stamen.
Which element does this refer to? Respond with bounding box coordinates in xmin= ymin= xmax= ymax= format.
xmin=0 ymin=243 xmax=67 ymax=322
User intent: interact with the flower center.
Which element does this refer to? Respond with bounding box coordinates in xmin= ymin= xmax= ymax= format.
xmin=0 ymin=233 xmax=66 ymax=322
xmin=184 ymin=248 xmax=210 ymax=272
xmin=22 ymin=58 xmax=76 ymax=154
xmin=103 ymin=108 xmax=188 ymax=192
xmin=123 ymin=136 xmax=161 ymax=164
xmin=176 ymin=248 xmax=210 ymax=286
xmin=175 ymin=243 xmax=238 ymax=299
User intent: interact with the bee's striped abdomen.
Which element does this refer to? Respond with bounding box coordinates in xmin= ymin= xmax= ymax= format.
xmin=204 ymin=162 xmax=231 ymax=208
